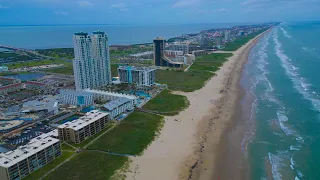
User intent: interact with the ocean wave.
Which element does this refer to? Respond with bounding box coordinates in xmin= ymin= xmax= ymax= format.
xmin=302 ymin=46 xmax=320 ymax=59
xmin=280 ymin=26 xmax=292 ymax=39
xmin=273 ymin=29 xmax=320 ymax=113
xmin=290 ymin=145 xmax=300 ymax=151
xmin=276 ymin=109 xmax=295 ymax=136
xmin=290 ymin=157 xmax=295 ymax=170
xmin=268 ymin=152 xmax=285 ymax=180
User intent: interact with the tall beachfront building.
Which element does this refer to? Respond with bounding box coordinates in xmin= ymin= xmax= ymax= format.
xmin=73 ymin=31 xmax=111 ymax=90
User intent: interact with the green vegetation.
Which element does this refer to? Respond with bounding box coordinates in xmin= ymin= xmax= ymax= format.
xmin=0 ymin=71 xmax=32 ymax=76
xmin=44 ymin=65 xmax=74 ymax=75
xmin=23 ymin=151 xmax=74 ymax=180
xmin=190 ymin=53 xmax=232 ymax=72
xmin=111 ymin=64 xmax=119 ymax=77
xmin=37 ymin=48 xmax=74 ymax=59
xmin=7 ymin=59 xmax=65 ymax=69
xmin=156 ymin=69 xmax=213 ymax=92
xmin=43 ymin=151 xmax=127 ymax=180
xmin=110 ymin=45 xmax=153 ymax=57
xmin=69 ymin=124 xmax=114 ymax=148
xmin=61 ymin=143 xmax=75 ymax=151
xmin=224 ymin=29 xmax=266 ymax=51
xmin=143 ymin=89 xmax=189 ymax=116
xmin=87 ymin=111 xmax=164 ymax=155
xmin=0 ymin=51 xmax=42 ymax=63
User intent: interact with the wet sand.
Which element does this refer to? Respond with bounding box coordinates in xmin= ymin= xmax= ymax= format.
xmin=125 ymin=30 xmax=270 ymax=180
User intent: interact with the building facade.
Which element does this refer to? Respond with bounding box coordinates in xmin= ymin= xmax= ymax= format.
xmin=184 ymin=54 xmax=196 ymax=65
xmin=73 ymin=31 xmax=111 ymax=90
xmin=59 ymin=89 xmax=94 ymax=107
xmin=191 ymin=50 xmax=207 ymax=57
xmin=153 ymin=37 xmax=183 ymax=68
xmin=117 ymin=66 xmax=156 ymax=87
xmin=167 ymin=44 xmax=189 ymax=54
xmin=103 ymin=97 xmax=134 ymax=119
xmin=0 ymin=134 xmax=61 ymax=180
xmin=57 ymin=110 xmax=109 ymax=144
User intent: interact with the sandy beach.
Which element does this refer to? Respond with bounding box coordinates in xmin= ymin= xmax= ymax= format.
xmin=125 ymin=31 xmax=269 ymax=180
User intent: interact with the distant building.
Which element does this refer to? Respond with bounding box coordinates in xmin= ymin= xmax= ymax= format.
xmin=0 ymin=133 xmax=61 ymax=180
xmin=0 ymin=77 xmax=21 ymax=85
xmin=59 ymin=89 xmax=94 ymax=107
xmin=103 ymin=97 xmax=134 ymax=119
xmin=129 ymin=51 xmax=153 ymax=59
xmin=84 ymin=89 xmax=138 ymax=105
xmin=153 ymin=37 xmax=183 ymax=68
xmin=117 ymin=66 xmax=156 ymax=87
xmin=22 ymin=97 xmax=59 ymax=115
xmin=0 ymin=66 xmax=8 ymax=72
xmin=73 ymin=31 xmax=111 ymax=90
xmin=191 ymin=50 xmax=207 ymax=57
xmin=224 ymin=30 xmax=230 ymax=41
xmin=213 ymin=31 xmax=223 ymax=46
xmin=24 ymin=81 xmax=47 ymax=91
xmin=57 ymin=110 xmax=110 ymax=144
xmin=109 ymin=44 xmax=131 ymax=51
xmin=165 ymin=50 xmax=184 ymax=57
xmin=200 ymin=37 xmax=210 ymax=47
xmin=0 ymin=83 xmax=22 ymax=95
xmin=167 ymin=44 xmax=189 ymax=54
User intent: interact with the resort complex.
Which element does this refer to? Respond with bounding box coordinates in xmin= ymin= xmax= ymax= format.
xmin=0 ymin=23 xmax=275 ymax=180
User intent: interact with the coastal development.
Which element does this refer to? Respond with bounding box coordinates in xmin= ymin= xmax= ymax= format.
xmin=0 ymin=23 xmax=276 ymax=180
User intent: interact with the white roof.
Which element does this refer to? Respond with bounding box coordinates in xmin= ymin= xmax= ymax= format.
xmin=57 ymin=110 xmax=108 ymax=131
xmin=85 ymin=89 xmax=138 ymax=100
xmin=0 ymin=133 xmax=59 ymax=168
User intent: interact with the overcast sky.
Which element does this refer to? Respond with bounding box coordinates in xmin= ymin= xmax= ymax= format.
xmin=0 ymin=0 xmax=319 ymax=25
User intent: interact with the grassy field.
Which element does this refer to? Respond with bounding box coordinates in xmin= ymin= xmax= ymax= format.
xmin=143 ymin=89 xmax=189 ymax=116
xmin=43 ymin=151 xmax=127 ymax=180
xmin=23 ymin=151 xmax=74 ymax=180
xmin=7 ymin=59 xmax=66 ymax=69
xmin=156 ymin=69 xmax=213 ymax=92
xmin=61 ymin=143 xmax=75 ymax=151
xmin=69 ymin=124 xmax=114 ymax=148
xmin=224 ymin=30 xmax=266 ymax=51
xmin=87 ymin=111 xmax=164 ymax=155
xmin=36 ymin=48 xmax=74 ymax=59
xmin=189 ymin=53 xmax=232 ymax=72
xmin=44 ymin=62 xmax=73 ymax=75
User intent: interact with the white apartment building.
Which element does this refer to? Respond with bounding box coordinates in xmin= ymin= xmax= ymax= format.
xmin=84 ymin=89 xmax=138 ymax=105
xmin=103 ymin=97 xmax=134 ymax=119
xmin=168 ymin=43 xmax=189 ymax=54
xmin=57 ymin=110 xmax=109 ymax=144
xmin=117 ymin=66 xmax=156 ymax=87
xmin=0 ymin=133 xmax=61 ymax=180
xmin=192 ymin=50 xmax=207 ymax=57
xmin=73 ymin=31 xmax=111 ymax=90
xmin=184 ymin=54 xmax=196 ymax=65
xmin=59 ymin=89 xmax=94 ymax=107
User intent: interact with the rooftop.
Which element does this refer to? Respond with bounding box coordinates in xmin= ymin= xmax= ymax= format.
xmin=103 ymin=97 xmax=131 ymax=111
xmin=0 ymin=83 xmax=22 ymax=90
xmin=57 ymin=110 xmax=109 ymax=131
xmin=0 ymin=133 xmax=59 ymax=168
xmin=85 ymin=89 xmax=138 ymax=101
xmin=74 ymin=32 xmax=88 ymax=36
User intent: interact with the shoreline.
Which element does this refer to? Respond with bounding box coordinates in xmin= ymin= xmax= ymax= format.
xmin=125 ymin=30 xmax=270 ymax=180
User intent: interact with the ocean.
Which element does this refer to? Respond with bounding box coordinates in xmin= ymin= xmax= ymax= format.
xmin=0 ymin=23 xmax=236 ymax=49
xmin=242 ymin=22 xmax=320 ymax=179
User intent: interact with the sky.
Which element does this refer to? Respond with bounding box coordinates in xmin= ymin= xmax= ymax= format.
xmin=0 ymin=0 xmax=319 ymax=25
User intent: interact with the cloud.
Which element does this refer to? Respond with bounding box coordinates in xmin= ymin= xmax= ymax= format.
xmin=54 ymin=11 xmax=68 ymax=15
xmin=0 ymin=5 xmax=9 ymax=9
xmin=173 ymin=0 xmax=200 ymax=7
xmin=78 ymin=1 xmax=93 ymax=7
xmin=214 ymin=8 xmax=228 ymax=12
xmin=110 ymin=3 xmax=127 ymax=9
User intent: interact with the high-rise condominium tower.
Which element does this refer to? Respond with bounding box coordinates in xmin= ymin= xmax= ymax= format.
xmin=73 ymin=31 xmax=111 ymax=90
